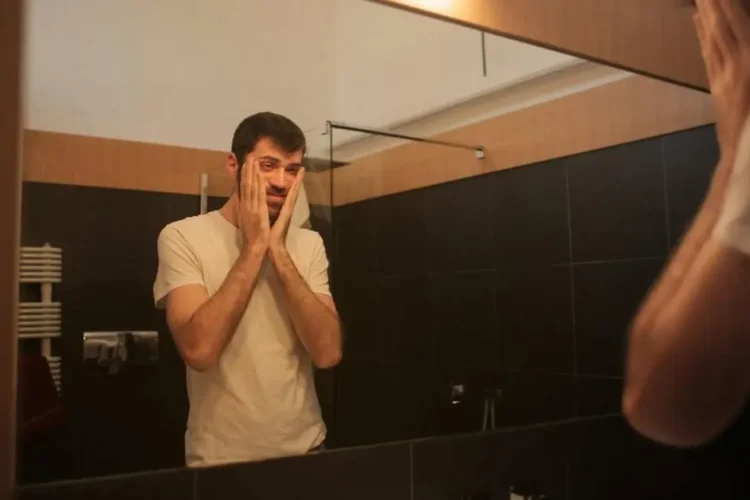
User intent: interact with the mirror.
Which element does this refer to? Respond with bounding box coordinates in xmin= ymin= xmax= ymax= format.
xmin=17 ymin=0 xmax=714 ymax=485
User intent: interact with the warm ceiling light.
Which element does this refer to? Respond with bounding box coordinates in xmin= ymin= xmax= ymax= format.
xmin=409 ymin=0 xmax=454 ymax=11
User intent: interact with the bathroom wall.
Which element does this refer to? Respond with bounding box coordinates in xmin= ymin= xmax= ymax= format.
xmin=330 ymin=124 xmax=719 ymax=447
xmin=18 ymin=182 xmax=198 ymax=482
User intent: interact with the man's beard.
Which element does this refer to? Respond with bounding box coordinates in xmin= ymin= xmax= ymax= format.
xmin=268 ymin=208 xmax=280 ymax=226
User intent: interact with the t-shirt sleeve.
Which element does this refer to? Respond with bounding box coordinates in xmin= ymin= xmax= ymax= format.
xmin=153 ymin=225 xmax=205 ymax=309
xmin=306 ymin=233 xmax=331 ymax=297
xmin=715 ymin=115 xmax=750 ymax=256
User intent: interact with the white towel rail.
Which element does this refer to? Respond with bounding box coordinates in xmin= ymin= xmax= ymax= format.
xmin=18 ymin=243 xmax=63 ymax=394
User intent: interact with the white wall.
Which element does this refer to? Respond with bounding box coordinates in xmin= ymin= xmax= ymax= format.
xmin=23 ymin=0 xmax=336 ymax=153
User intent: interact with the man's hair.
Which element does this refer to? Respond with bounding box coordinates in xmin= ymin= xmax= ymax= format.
xmin=231 ymin=112 xmax=307 ymax=165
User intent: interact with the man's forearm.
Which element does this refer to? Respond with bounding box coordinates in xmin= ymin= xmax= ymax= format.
xmin=624 ymin=157 xmax=735 ymax=441
xmin=269 ymin=247 xmax=342 ymax=368
xmin=630 ymin=158 xmax=731 ymax=335
xmin=626 ymin=240 xmax=750 ymax=446
xmin=183 ymin=247 xmax=265 ymax=368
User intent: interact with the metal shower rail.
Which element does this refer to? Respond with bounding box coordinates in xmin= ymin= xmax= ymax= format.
xmin=325 ymin=121 xmax=486 ymax=159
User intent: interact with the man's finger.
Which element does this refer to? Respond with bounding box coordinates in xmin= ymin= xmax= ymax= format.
xmin=277 ymin=169 xmax=305 ymax=224
xmin=247 ymin=158 xmax=258 ymax=207
xmin=698 ymin=0 xmax=726 ymax=73
xmin=704 ymin=0 xmax=736 ymax=60
xmin=287 ymin=168 xmax=305 ymax=210
xmin=717 ymin=0 xmax=750 ymax=46
xmin=241 ymin=155 xmax=255 ymax=201
xmin=255 ymin=163 xmax=270 ymax=223
xmin=239 ymin=161 xmax=247 ymax=200
xmin=254 ymin=161 xmax=265 ymax=211
xmin=695 ymin=11 xmax=716 ymax=79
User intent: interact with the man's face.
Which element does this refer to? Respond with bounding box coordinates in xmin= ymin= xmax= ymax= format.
xmin=243 ymin=137 xmax=304 ymax=221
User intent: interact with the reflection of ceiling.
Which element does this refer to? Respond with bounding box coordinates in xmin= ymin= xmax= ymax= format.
xmin=327 ymin=0 xmax=579 ymax=156
xmin=24 ymin=0 xmax=594 ymax=159
xmin=24 ymin=0 xmax=336 ymax=153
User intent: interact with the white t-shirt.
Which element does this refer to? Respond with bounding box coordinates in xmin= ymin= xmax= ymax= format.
xmin=716 ymin=117 xmax=750 ymax=255
xmin=153 ymin=210 xmax=329 ymax=467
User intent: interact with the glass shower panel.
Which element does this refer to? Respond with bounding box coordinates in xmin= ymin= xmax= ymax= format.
xmin=328 ymin=123 xmax=491 ymax=447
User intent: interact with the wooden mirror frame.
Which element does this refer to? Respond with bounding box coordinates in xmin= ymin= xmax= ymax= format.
xmin=0 ymin=0 xmax=23 ymax=497
xmin=366 ymin=0 xmax=707 ymax=91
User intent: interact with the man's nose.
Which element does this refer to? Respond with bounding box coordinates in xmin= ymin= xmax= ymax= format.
xmin=268 ymin=168 xmax=286 ymax=189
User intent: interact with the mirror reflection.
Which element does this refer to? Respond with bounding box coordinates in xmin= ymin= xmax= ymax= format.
xmin=17 ymin=0 xmax=716 ymax=486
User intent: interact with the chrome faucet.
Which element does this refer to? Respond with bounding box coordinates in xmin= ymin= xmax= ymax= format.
xmin=83 ymin=331 xmax=158 ymax=374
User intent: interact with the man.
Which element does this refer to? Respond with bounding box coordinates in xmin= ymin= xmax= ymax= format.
xmin=153 ymin=112 xmax=342 ymax=467
xmin=624 ymin=0 xmax=750 ymax=448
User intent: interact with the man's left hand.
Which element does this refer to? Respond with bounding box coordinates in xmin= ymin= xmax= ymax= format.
xmin=268 ymin=168 xmax=305 ymax=257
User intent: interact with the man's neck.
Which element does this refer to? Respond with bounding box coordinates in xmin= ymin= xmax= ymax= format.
xmin=219 ymin=196 xmax=240 ymax=228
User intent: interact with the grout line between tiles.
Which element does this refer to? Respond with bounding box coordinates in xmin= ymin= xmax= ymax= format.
xmin=571 ymin=255 xmax=665 ymax=266
xmin=378 ymin=268 xmax=496 ymax=281
xmin=375 ymin=256 xmax=667 ymax=283
xmin=660 ymin=138 xmax=672 ymax=253
xmin=352 ymin=358 xmax=615 ymax=379
xmin=409 ymin=443 xmax=415 ymax=500
xmin=564 ymin=166 xmax=577 ymax=376
xmin=563 ymin=164 xmax=575 ymax=266
xmin=192 ymin=469 xmax=199 ymax=500
xmin=570 ymin=263 xmax=578 ymax=378
xmin=487 ymin=176 xmax=502 ymax=376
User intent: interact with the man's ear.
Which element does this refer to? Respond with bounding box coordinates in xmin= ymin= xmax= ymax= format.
xmin=227 ymin=153 xmax=243 ymax=193
xmin=226 ymin=153 xmax=239 ymax=177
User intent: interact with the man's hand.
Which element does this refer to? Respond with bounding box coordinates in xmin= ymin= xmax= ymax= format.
xmin=259 ymin=166 xmax=341 ymax=368
xmin=238 ymin=157 xmax=270 ymax=255
xmin=268 ymin=168 xmax=305 ymax=256
xmin=695 ymin=0 xmax=750 ymax=165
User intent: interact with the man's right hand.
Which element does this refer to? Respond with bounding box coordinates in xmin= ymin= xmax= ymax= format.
xmin=238 ymin=156 xmax=270 ymax=254
xmin=695 ymin=0 xmax=750 ymax=166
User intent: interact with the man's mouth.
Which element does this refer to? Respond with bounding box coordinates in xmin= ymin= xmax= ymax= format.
xmin=267 ymin=194 xmax=285 ymax=205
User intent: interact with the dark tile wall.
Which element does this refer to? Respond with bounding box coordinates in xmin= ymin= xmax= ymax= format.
xmin=18 ymin=183 xmax=197 ymax=483
xmin=17 ymin=415 xmax=741 ymax=500
xmin=196 ymin=441 xmax=411 ymax=500
xmin=412 ymin=415 xmax=738 ymax=500
xmin=17 ymin=185 xmax=335 ymax=484
xmin=16 ymin=468 xmax=194 ymax=500
xmin=330 ymin=125 xmax=720 ymax=447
